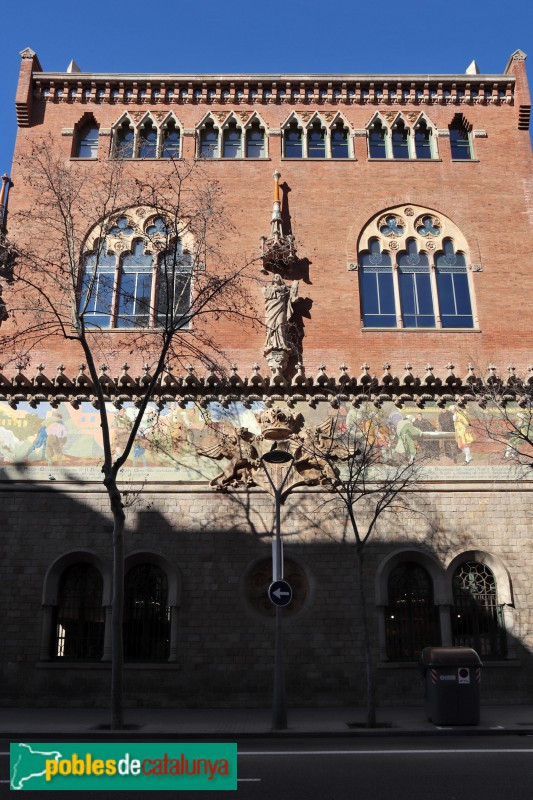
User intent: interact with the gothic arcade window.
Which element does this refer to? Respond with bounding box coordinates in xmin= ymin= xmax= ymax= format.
xmin=449 ymin=116 xmax=473 ymax=160
xmin=307 ymin=120 xmax=326 ymax=158
xmin=52 ymin=563 xmax=104 ymax=661
xmin=284 ymin=121 xmax=303 ymax=158
xmin=368 ymin=119 xmax=387 ymax=158
xmin=112 ymin=115 xmax=182 ymax=160
xmin=200 ymin=121 xmax=219 ymax=158
xmin=80 ymin=212 xmax=193 ymax=330
xmin=222 ymin=120 xmax=242 ymax=158
xmin=357 ymin=206 xmax=475 ymax=329
xmin=331 ymin=121 xmax=349 ymax=158
xmin=124 ymin=564 xmax=171 ymax=661
xmin=452 ymin=561 xmax=507 ymax=658
xmin=74 ymin=121 xmax=99 ymax=158
xmin=414 ymin=119 xmax=432 ymax=159
xmin=246 ymin=122 xmax=266 ymax=158
xmin=391 ymin=119 xmax=410 ymax=158
xmin=386 ymin=562 xmax=440 ymax=661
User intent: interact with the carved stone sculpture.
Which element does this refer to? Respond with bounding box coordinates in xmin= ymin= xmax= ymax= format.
xmin=262 ymin=274 xmax=298 ymax=376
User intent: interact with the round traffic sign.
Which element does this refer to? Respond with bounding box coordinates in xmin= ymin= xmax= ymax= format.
xmin=268 ymin=579 xmax=293 ymax=607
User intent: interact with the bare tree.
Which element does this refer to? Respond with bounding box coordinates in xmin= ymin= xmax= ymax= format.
xmin=1 ymin=139 xmax=258 ymax=728
xmin=299 ymin=405 xmax=422 ymax=727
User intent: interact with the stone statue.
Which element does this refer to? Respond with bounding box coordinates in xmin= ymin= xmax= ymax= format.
xmin=262 ymin=274 xmax=298 ymax=375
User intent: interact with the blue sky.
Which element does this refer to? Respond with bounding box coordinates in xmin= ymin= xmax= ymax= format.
xmin=0 ymin=0 xmax=531 ymax=177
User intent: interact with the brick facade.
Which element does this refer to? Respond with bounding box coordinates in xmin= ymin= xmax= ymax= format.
xmin=0 ymin=49 xmax=532 ymax=710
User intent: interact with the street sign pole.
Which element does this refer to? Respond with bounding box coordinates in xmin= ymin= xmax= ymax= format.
xmin=260 ymin=448 xmax=294 ymax=732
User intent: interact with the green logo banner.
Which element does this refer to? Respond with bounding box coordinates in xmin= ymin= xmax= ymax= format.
xmin=10 ymin=742 xmax=237 ymax=791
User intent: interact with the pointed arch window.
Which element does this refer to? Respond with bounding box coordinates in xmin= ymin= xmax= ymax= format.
xmin=331 ymin=121 xmax=349 ymax=158
xmin=53 ymin=563 xmax=104 ymax=661
xmin=137 ymin=119 xmax=157 ymax=159
xmin=391 ymin=119 xmax=410 ymax=158
xmin=307 ymin=120 xmax=326 ymax=158
xmin=359 ymin=239 xmax=396 ymax=327
xmin=75 ymin=121 xmax=99 ymax=158
xmin=284 ymin=121 xmax=303 ymax=158
xmin=449 ymin=116 xmax=473 ymax=160
xmin=386 ymin=562 xmax=440 ymax=661
xmin=114 ymin=119 xmax=134 ymax=158
xmin=368 ymin=119 xmax=387 ymax=158
xmin=246 ymin=121 xmax=266 ymax=158
xmin=80 ymin=214 xmax=193 ymax=330
xmin=414 ymin=119 xmax=433 ymax=159
xmin=398 ymin=240 xmax=435 ymax=328
xmin=124 ymin=563 xmax=170 ymax=661
xmin=452 ymin=561 xmax=506 ymax=658
xmin=161 ymin=119 xmax=181 ymax=158
xmin=435 ymin=239 xmax=473 ymax=328
xmin=222 ymin=120 xmax=242 ymax=158
xmin=199 ymin=121 xmax=219 ymax=158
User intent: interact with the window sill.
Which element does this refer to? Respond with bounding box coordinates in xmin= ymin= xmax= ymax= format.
xmin=37 ymin=661 xmax=181 ymax=670
xmin=368 ymin=158 xmax=442 ymax=162
xmin=84 ymin=326 xmax=191 ymax=333
xmin=194 ymin=157 xmax=271 ymax=162
xmin=451 ymin=158 xmax=480 ymax=163
xmin=361 ymin=326 xmax=481 ymax=333
xmin=70 ymin=157 xmax=98 ymax=161
xmin=281 ymin=157 xmax=355 ymax=161
xmin=379 ymin=660 xmax=520 ymax=669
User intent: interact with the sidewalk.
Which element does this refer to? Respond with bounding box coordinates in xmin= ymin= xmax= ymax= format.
xmin=1 ymin=706 xmax=532 ymax=738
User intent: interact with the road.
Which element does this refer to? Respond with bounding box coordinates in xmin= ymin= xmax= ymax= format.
xmin=2 ymin=736 xmax=533 ymax=798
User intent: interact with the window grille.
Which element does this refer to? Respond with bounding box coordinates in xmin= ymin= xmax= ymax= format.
xmin=452 ymin=561 xmax=507 ymax=658
xmin=124 ymin=564 xmax=171 ymax=661
xmin=52 ymin=563 xmax=104 ymax=661
xmin=386 ymin=562 xmax=440 ymax=661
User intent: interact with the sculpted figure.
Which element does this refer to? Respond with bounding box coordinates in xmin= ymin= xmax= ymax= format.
xmin=262 ymin=274 xmax=298 ymax=374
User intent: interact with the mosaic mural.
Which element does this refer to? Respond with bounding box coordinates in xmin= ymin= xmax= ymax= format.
xmin=0 ymin=400 xmax=529 ymax=483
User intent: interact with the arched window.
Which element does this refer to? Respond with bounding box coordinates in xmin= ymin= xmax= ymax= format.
xmin=114 ymin=119 xmax=134 ymax=158
xmin=449 ymin=115 xmax=473 ymax=160
xmin=75 ymin=121 xmax=99 ymax=158
xmin=124 ymin=563 xmax=170 ymax=661
xmin=391 ymin=119 xmax=410 ymax=158
xmin=199 ymin=121 xmax=219 ymax=158
xmin=161 ymin=119 xmax=181 ymax=159
xmin=331 ymin=121 xmax=349 ymax=158
xmin=414 ymin=119 xmax=433 ymax=159
xmin=452 ymin=561 xmax=507 ymax=658
xmin=245 ymin=122 xmax=266 ymax=158
xmin=368 ymin=119 xmax=387 ymax=158
xmin=357 ymin=205 xmax=476 ymax=330
xmin=386 ymin=562 xmax=440 ymax=661
xmin=307 ymin=120 xmax=326 ymax=158
xmin=52 ymin=563 xmax=104 ymax=661
xmin=359 ymin=239 xmax=395 ymax=327
xmin=80 ymin=211 xmax=193 ymax=330
xmin=137 ymin=119 xmax=157 ymax=159
xmin=435 ymin=239 xmax=473 ymax=328
xmin=398 ymin=240 xmax=435 ymax=328
xmin=222 ymin=120 xmax=242 ymax=158
xmin=284 ymin=121 xmax=303 ymax=158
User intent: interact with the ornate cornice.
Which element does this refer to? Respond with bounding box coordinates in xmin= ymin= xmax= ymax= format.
xmin=0 ymin=362 xmax=531 ymax=409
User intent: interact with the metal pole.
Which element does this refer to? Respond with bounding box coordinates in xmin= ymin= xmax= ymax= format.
xmin=272 ymin=485 xmax=287 ymax=730
xmin=260 ymin=451 xmax=294 ymax=732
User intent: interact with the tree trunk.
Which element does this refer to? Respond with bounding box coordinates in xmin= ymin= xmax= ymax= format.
xmin=356 ymin=548 xmax=376 ymax=728
xmin=107 ymin=476 xmax=125 ymax=730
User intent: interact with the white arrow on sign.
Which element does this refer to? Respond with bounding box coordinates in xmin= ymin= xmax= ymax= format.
xmin=273 ymin=587 xmax=290 ymax=599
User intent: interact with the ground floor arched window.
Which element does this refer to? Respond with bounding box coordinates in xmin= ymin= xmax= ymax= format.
xmin=452 ymin=560 xmax=507 ymax=658
xmin=386 ymin=561 xmax=441 ymax=661
xmin=52 ymin=562 xmax=104 ymax=660
xmin=124 ymin=563 xmax=171 ymax=661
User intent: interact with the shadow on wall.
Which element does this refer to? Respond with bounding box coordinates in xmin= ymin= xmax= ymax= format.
xmin=0 ymin=463 xmax=530 ymax=709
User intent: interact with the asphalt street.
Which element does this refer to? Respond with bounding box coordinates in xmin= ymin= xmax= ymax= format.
xmin=2 ymin=736 xmax=533 ymax=799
